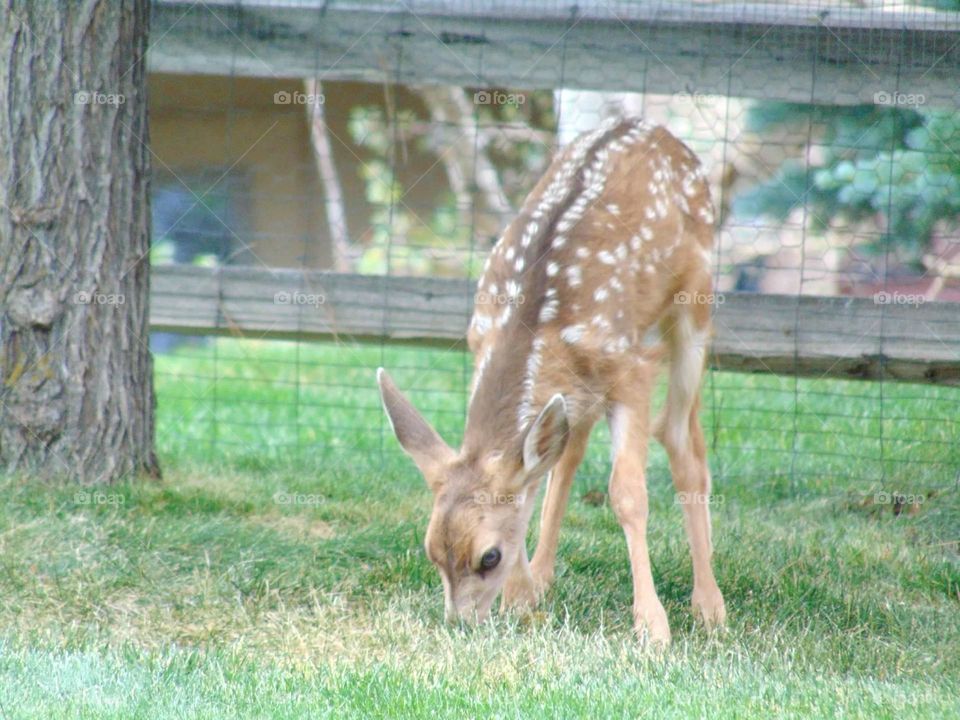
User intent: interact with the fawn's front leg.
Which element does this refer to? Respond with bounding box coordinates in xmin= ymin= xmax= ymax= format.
xmin=501 ymin=476 xmax=543 ymax=611
xmin=528 ymin=423 xmax=592 ymax=595
xmin=501 ymin=544 xmax=537 ymax=609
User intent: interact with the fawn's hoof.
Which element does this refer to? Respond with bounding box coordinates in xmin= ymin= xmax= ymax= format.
xmin=528 ymin=559 xmax=555 ymax=598
xmin=635 ymin=601 xmax=672 ymax=646
xmin=501 ymin=572 xmax=538 ymax=610
xmin=692 ymin=584 xmax=727 ymax=629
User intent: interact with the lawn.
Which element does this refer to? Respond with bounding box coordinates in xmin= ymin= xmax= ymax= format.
xmin=1 ymin=337 xmax=958 ymax=718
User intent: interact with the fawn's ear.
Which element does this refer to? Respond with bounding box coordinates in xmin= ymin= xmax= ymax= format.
xmin=521 ymin=394 xmax=569 ymax=480
xmin=377 ymin=368 xmax=454 ymax=486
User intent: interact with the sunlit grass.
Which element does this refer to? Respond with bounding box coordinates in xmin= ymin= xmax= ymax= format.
xmin=0 ymin=337 xmax=957 ymax=717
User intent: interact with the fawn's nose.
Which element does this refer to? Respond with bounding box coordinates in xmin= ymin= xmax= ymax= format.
xmin=444 ymin=596 xmax=489 ymax=625
xmin=446 ymin=608 xmax=486 ymax=625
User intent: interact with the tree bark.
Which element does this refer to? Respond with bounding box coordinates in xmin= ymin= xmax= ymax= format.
xmin=0 ymin=0 xmax=159 ymax=482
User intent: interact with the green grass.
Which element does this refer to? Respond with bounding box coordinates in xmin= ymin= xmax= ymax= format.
xmin=153 ymin=337 xmax=960 ymax=493
xmin=1 ymin=337 xmax=958 ymax=718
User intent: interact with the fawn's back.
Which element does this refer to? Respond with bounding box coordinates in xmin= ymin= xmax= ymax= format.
xmin=465 ymin=116 xmax=716 ymax=447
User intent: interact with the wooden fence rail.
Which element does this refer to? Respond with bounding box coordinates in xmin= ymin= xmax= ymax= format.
xmin=151 ymin=265 xmax=960 ymax=386
xmin=149 ymin=0 xmax=960 ymax=108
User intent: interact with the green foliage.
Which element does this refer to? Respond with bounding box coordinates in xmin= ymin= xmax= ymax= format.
xmin=149 ymin=238 xmax=175 ymax=265
xmin=347 ymin=91 xmax=555 ymax=278
xmin=472 ymin=88 xmax=557 ymax=209
xmin=151 ymin=338 xmax=960 ymax=491
xmin=735 ymin=102 xmax=960 ymax=262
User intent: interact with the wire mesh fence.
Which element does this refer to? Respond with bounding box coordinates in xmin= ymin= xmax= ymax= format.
xmin=148 ymin=0 xmax=960 ymax=502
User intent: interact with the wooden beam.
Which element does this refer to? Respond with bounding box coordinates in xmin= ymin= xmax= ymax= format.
xmin=148 ymin=0 xmax=960 ymax=108
xmin=708 ymin=292 xmax=960 ymax=386
xmin=150 ymin=265 xmax=473 ymax=347
xmin=150 ymin=265 xmax=960 ymax=385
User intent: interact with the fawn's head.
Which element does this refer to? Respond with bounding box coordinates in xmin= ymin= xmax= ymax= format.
xmin=377 ymin=368 xmax=569 ymax=623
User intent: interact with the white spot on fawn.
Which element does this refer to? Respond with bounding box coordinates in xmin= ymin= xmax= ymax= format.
xmin=560 ymin=324 xmax=585 ymax=344
xmin=471 ymin=313 xmax=492 ymax=336
xmin=539 ymin=298 xmax=559 ymax=323
xmin=495 ymin=303 xmax=514 ymax=328
xmin=470 ymin=346 xmax=493 ymax=401
xmin=518 ymin=336 xmax=546 ymax=431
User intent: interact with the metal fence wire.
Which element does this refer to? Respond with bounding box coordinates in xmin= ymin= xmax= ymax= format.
xmin=148 ymin=0 xmax=960 ymax=500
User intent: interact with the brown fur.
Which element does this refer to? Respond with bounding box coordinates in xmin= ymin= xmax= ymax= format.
xmin=379 ymin=118 xmax=725 ymax=641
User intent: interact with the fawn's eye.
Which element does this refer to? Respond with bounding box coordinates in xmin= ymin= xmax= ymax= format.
xmin=479 ymin=548 xmax=501 ymax=571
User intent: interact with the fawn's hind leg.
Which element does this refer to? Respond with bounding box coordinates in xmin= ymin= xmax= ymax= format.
xmin=608 ymin=360 xmax=671 ymax=645
xmin=656 ymin=307 xmax=726 ymax=628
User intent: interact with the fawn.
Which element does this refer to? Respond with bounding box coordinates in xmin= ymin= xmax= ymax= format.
xmin=377 ymin=116 xmax=725 ymax=644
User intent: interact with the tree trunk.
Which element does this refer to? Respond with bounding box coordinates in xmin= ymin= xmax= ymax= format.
xmin=0 ymin=0 xmax=159 ymax=482
xmin=417 ymin=86 xmax=513 ymax=245
xmin=305 ymin=78 xmax=351 ymax=272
